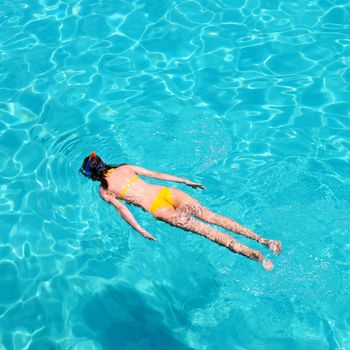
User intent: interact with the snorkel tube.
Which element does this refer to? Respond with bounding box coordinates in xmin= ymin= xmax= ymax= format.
xmin=79 ymin=151 xmax=96 ymax=178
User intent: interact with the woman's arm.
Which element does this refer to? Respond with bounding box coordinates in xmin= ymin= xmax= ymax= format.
xmin=130 ymin=166 xmax=206 ymax=190
xmin=99 ymin=188 xmax=157 ymax=240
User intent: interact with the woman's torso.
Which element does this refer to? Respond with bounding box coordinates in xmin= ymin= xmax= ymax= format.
xmin=104 ymin=165 xmax=164 ymax=210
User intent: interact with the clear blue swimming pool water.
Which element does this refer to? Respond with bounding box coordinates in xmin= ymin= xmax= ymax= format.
xmin=1 ymin=0 xmax=350 ymax=349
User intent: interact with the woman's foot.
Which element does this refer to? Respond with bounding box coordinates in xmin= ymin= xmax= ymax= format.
xmin=260 ymin=239 xmax=282 ymax=254
xmin=263 ymin=259 xmax=274 ymax=270
xmin=267 ymin=240 xmax=282 ymax=254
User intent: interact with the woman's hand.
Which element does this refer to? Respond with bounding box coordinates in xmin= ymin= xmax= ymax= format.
xmin=141 ymin=230 xmax=157 ymax=241
xmin=184 ymin=180 xmax=206 ymax=190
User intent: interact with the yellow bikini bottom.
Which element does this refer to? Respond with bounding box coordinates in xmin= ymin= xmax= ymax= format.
xmin=149 ymin=187 xmax=174 ymax=214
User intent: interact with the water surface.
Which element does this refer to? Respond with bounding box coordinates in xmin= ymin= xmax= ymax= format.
xmin=0 ymin=0 xmax=350 ymax=349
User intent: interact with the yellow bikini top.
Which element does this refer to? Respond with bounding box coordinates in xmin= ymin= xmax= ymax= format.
xmin=118 ymin=175 xmax=139 ymax=199
xmin=104 ymin=168 xmax=115 ymax=177
xmin=104 ymin=169 xmax=139 ymax=199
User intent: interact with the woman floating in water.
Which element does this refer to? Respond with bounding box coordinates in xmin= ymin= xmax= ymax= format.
xmin=80 ymin=152 xmax=282 ymax=270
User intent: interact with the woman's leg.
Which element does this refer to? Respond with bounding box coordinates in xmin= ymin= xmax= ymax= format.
xmin=173 ymin=192 xmax=281 ymax=254
xmin=153 ymin=207 xmax=273 ymax=270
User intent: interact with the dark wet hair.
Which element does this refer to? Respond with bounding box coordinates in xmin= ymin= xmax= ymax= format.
xmin=79 ymin=152 xmax=125 ymax=189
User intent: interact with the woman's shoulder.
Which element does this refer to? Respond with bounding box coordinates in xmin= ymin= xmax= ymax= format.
xmin=107 ymin=164 xmax=135 ymax=177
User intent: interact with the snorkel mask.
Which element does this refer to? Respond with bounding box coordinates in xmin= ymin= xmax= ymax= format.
xmin=80 ymin=151 xmax=106 ymax=178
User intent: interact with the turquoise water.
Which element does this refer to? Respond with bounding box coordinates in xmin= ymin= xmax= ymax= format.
xmin=1 ymin=0 xmax=350 ymax=348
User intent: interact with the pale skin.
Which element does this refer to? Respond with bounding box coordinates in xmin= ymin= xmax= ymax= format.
xmin=99 ymin=165 xmax=282 ymax=270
